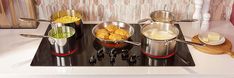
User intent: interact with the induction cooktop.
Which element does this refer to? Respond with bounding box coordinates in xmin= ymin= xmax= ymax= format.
xmin=30 ymin=24 xmax=195 ymax=66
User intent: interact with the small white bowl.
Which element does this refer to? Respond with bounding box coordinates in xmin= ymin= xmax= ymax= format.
xmin=198 ymin=32 xmax=225 ymax=45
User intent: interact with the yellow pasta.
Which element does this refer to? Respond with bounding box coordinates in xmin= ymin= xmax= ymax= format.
xmin=109 ymin=33 xmax=124 ymax=41
xmin=54 ymin=16 xmax=80 ymax=23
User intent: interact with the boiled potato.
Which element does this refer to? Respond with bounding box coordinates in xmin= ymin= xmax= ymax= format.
xmin=114 ymin=29 xmax=129 ymax=39
xmin=109 ymin=33 xmax=124 ymax=41
xmin=96 ymin=29 xmax=109 ymax=34
xmin=105 ymin=25 xmax=118 ymax=33
xmin=96 ymin=29 xmax=109 ymax=39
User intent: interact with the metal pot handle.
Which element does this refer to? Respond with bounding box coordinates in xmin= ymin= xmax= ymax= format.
xmin=19 ymin=18 xmax=51 ymax=22
xmin=175 ymin=39 xmax=205 ymax=46
xmin=174 ymin=19 xmax=198 ymax=22
xmin=123 ymin=40 xmax=141 ymax=46
xmin=20 ymin=34 xmax=48 ymax=38
xmin=48 ymin=37 xmax=55 ymax=45
xmin=137 ymin=18 xmax=153 ymax=28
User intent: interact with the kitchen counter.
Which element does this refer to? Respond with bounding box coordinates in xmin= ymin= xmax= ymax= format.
xmin=0 ymin=21 xmax=234 ymax=78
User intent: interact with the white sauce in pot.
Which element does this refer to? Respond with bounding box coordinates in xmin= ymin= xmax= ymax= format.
xmin=143 ymin=28 xmax=177 ymax=40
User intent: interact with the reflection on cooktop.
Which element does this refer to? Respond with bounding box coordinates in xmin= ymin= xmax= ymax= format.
xmin=30 ymin=24 xmax=195 ymax=66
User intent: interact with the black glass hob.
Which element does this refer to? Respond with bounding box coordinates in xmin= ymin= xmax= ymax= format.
xmin=31 ymin=24 xmax=195 ymax=66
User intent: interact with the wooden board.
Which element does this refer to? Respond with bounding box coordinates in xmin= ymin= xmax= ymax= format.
xmin=192 ymin=35 xmax=234 ymax=58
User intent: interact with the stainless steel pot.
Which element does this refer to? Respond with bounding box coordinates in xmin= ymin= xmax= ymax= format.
xmin=150 ymin=10 xmax=174 ymax=23
xmin=20 ymin=25 xmax=78 ymax=56
xmin=141 ymin=22 xmax=179 ymax=59
xmin=50 ymin=10 xmax=83 ymax=39
xmin=48 ymin=25 xmax=77 ymax=56
xmin=139 ymin=10 xmax=197 ymax=24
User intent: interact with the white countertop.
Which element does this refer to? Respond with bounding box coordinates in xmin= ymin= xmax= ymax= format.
xmin=0 ymin=21 xmax=234 ymax=78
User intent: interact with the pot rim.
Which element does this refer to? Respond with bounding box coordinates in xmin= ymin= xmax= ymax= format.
xmin=150 ymin=10 xmax=175 ymax=23
xmin=50 ymin=10 xmax=82 ymax=23
xmin=140 ymin=22 xmax=179 ymax=41
xmin=48 ymin=26 xmax=76 ymax=39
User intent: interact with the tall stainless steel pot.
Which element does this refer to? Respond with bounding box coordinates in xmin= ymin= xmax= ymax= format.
xmin=140 ymin=22 xmax=179 ymax=59
xmin=51 ymin=10 xmax=83 ymax=38
xmin=48 ymin=25 xmax=78 ymax=56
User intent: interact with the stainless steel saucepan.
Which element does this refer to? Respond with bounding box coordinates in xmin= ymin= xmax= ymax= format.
xmin=138 ymin=10 xmax=198 ymax=24
xmin=140 ymin=22 xmax=204 ymax=59
xmin=21 ymin=25 xmax=77 ymax=56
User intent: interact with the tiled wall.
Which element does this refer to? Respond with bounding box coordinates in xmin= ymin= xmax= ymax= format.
xmin=37 ymin=0 xmax=234 ymax=22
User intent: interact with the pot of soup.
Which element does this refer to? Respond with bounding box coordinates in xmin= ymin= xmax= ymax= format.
xmin=19 ymin=24 xmax=78 ymax=56
xmin=48 ymin=25 xmax=78 ymax=56
xmin=140 ymin=22 xmax=179 ymax=59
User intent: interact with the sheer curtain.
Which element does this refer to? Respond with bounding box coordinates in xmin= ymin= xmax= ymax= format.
xmin=230 ymin=4 xmax=234 ymax=25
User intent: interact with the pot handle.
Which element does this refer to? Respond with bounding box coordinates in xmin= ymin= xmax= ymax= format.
xmin=175 ymin=39 xmax=205 ymax=46
xmin=137 ymin=18 xmax=153 ymax=28
xmin=174 ymin=19 xmax=198 ymax=22
xmin=123 ymin=40 xmax=141 ymax=46
xmin=20 ymin=34 xmax=48 ymax=38
xmin=19 ymin=18 xmax=51 ymax=22
xmin=48 ymin=37 xmax=55 ymax=45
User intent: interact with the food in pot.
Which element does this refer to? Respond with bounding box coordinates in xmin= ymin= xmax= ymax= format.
xmin=109 ymin=33 xmax=124 ymax=40
xmin=54 ymin=16 xmax=80 ymax=23
xmin=105 ymin=25 xmax=118 ymax=33
xmin=143 ymin=28 xmax=176 ymax=40
xmin=114 ymin=29 xmax=129 ymax=39
xmin=49 ymin=27 xmax=75 ymax=39
xmin=96 ymin=29 xmax=109 ymax=39
xmin=95 ymin=25 xmax=129 ymax=41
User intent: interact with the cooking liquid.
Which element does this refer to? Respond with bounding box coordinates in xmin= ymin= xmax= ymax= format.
xmin=49 ymin=27 xmax=75 ymax=39
xmin=143 ymin=28 xmax=176 ymax=40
